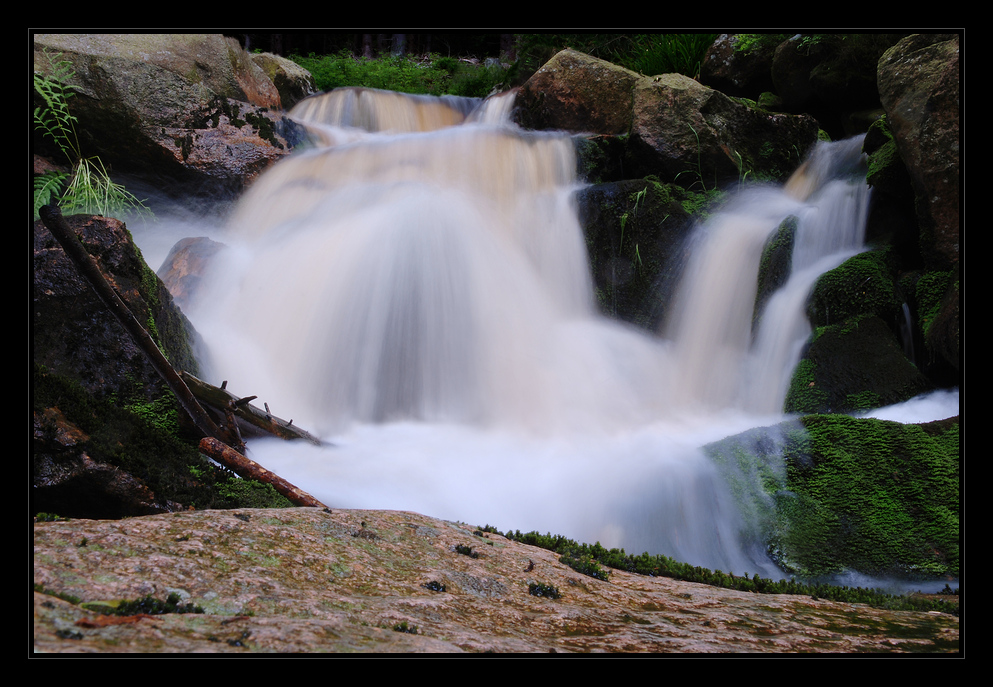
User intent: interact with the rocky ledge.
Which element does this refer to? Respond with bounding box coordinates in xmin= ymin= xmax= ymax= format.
xmin=33 ymin=507 xmax=958 ymax=653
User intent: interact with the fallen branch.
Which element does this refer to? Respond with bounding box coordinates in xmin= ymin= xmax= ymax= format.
xmin=199 ymin=437 xmax=328 ymax=509
xmin=181 ymin=372 xmax=323 ymax=446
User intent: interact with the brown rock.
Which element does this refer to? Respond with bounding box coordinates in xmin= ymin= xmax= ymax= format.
xmin=33 ymin=508 xmax=959 ymax=653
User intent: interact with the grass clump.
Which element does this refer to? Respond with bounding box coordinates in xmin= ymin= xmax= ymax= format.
xmin=33 ymin=49 xmax=151 ymax=221
xmin=499 ymin=526 xmax=957 ymax=616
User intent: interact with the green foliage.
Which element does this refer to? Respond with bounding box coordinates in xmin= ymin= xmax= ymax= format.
xmin=33 ymin=364 xmax=289 ymax=512
xmin=514 ymin=33 xmax=718 ymax=79
xmin=215 ymin=477 xmax=293 ymax=509
xmin=454 ymin=543 xmax=479 ymax=558
xmin=732 ymin=34 xmax=792 ymax=55
xmin=33 ymin=50 xmax=150 ymax=221
xmin=34 ymin=512 xmax=70 ymax=522
xmin=393 ymin=621 xmax=419 ymax=634
xmin=625 ymin=33 xmax=720 ymax=78
xmin=500 ymin=521 xmax=957 ymax=615
xmin=288 ymin=50 xmax=509 ymax=97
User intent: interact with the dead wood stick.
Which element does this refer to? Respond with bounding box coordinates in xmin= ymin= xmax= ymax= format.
xmin=199 ymin=437 xmax=328 ymax=508
xmin=39 ymin=204 xmax=236 ymax=449
xmin=180 ymin=372 xmax=323 ymax=445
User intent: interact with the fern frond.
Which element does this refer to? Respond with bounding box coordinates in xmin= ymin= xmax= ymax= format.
xmin=33 ymin=50 xmax=80 ymax=160
xmin=33 ymin=170 xmax=70 ymax=220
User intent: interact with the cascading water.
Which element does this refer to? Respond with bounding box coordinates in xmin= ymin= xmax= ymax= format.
xmin=179 ymin=87 xmax=901 ymax=579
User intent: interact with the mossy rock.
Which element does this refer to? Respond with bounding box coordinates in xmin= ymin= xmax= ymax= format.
xmin=705 ymin=413 xmax=959 ymax=578
xmin=754 ymin=216 xmax=797 ymax=329
xmin=784 ymin=314 xmax=932 ymax=415
xmin=805 ymin=249 xmax=903 ymax=328
xmin=774 ymin=414 xmax=959 ymax=577
xmin=576 ymin=177 xmax=701 ymax=327
xmin=33 ymin=364 xmax=291 ymax=519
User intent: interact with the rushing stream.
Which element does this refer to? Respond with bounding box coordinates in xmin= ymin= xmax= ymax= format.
xmin=133 ymin=88 xmax=958 ymax=590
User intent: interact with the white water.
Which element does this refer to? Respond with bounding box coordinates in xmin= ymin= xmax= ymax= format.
xmin=140 ymin=88 xmax=955 ymax=582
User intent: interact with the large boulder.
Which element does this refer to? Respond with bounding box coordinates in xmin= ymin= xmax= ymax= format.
xmin=515 ymin=49 xmax=820 ymax=188
xmin=877 ymin=34 xmax=960 ymax=272
xmin=249 ymin=51 xmax=317 ymax=111
xmin=876 ymin=34 xmax=960 ymax=375
xmin=34 ymin=214 xmax=200 ymax=517
xmin=32 ymin=34 xmax=304 ymax=198
xmin=699 ymin=34 xmax=776 ymax=99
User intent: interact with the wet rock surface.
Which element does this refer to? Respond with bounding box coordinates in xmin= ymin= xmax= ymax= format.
xmin=34 ymin=507 xmax=958 ymax=653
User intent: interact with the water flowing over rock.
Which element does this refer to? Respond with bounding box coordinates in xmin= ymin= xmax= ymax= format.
xmin=33 ymin=37 xmax=961 ymax=653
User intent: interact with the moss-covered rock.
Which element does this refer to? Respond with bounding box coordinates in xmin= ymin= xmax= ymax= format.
xmin=784 ymin=315 xmax=932 ymax=414
xmin=775 ymin=414 xmax=959 ymax=577
xmin=576 ymin=177 xmax=704 ymax=327
xmin=805 ymin=249 xmax=903 ymax=328
xmin=705 ymin=413 xmax=959 ymax=578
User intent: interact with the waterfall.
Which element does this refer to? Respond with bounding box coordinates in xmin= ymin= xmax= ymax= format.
xmin=182 ymin=88 xmax=877 ymax=577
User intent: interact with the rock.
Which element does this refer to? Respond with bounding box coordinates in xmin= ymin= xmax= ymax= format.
xmin=157 ymin=236 xmax=226 ymax=312
xmin=250 ymin=51 xmax=318 ymax=111
xmin=515 ymin=49 xmax=820 ymax=187
xmin=876 ymin=34 xmax=960 ymax=375
xmin=33 ymin=214 xmax=202 ymax=396
xmin=515 ymin=49 xmax=641 ymax=136
xmin=576 ymin=178 xmax=698 ymax=327
xmin=699 ymin=34 xmax=776 ymax=98
xmin=32 ymin=33 xmax=299 ymax=197
xmin=706 ymin=415 xmax=959 ymax=579
xmin=785 ymin=315 xmax=932 ymax=415
xmin=877 ymin=34 xmax=960 ymax=272
xmin=33 ymin=507 xmax=959 ymax=653
xmin=32 ymin=214 xmax=217 ymax=518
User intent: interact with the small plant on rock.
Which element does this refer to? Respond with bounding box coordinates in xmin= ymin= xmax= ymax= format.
xmin=33 ymin=49 xmax=150 ymax=221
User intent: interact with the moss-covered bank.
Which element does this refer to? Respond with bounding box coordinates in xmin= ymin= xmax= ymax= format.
xmin=32 ymin=364 xmax=292 ymax=518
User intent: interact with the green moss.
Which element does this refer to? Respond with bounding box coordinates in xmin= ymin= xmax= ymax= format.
xmin=216 ymin=477 xmax=293 ymax=509
xmin=806 ymin=249 xmax=901 ymax=327
xmin=914 ymin=270 xmax=954 ymax=341
xmin=773 ymin=414 xmax=959 ymax=577
xmin=705 ymin=415 xmax=959 ymax=581
xmin=784 ymin=356 xmax=830 ymax=413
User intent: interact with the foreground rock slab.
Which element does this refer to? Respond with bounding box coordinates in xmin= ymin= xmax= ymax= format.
xmin=33 ymin=508 xmax=958 ymax=654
